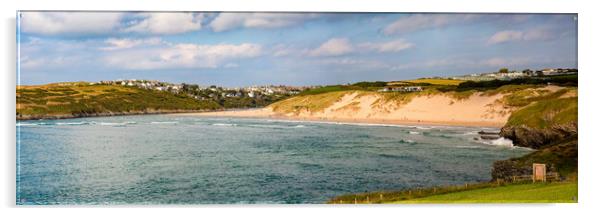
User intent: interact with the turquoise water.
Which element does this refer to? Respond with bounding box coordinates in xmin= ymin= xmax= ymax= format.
xmin=16 ymin=115 xmax=530 ymax=204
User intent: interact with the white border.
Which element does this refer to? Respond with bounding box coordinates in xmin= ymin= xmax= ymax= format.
xmin=2 ymin=0 xmax=601 ymax=216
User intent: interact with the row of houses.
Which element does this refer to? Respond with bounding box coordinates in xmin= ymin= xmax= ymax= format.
xmin=96 ymin=79 xmax=183 ymax=92
xmin=92 ymin=79 xmax=314 ymax=99
xmin=451 ymin=68 xmax=577 ymax=81
xmin=378 ymin=86 xmax=423 ymax=92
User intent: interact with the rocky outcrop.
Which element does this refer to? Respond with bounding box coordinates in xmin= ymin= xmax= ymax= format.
xmin=491 ymin=160 xmax=532 ymax=182
xmin=499 ymin=122 xmax=577 ymax=149
xmin=491 ymin=135 xmax=577 ymax=181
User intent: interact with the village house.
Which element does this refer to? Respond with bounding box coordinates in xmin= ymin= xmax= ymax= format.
xmin=379 ymin=86 xmax=423 ymax=92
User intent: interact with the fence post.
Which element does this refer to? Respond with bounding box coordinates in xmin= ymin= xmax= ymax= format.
xmin=354 ymin=197 xmax=357 ymax=204
xmin=380 ymin=194 xmax=383 ymax=200
xmin=366 ymin=196 xmax=370 ymax=203
xmin=465 ymin=183 xmax=468 ymax=189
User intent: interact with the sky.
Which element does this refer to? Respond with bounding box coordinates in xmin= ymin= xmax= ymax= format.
xmin=17 ymin=12 xmax=577 ymax=87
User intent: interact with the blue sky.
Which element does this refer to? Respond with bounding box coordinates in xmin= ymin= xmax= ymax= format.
xmin=18 ymin=12 xmax=577 ymax=87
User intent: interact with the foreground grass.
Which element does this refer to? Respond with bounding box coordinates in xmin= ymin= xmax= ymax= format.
xmin=390 ymin=182 xmax=577 ymax=203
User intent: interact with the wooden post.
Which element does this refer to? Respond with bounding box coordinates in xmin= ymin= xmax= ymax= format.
xmin=366 ymin=196 xmax=370 ymax=203
xmin=513 ymin=176 xmax=516 ymax=182
xmin=380 ymin=194 xmax=383 ymax=200
xmin=465 ymin=183 xmax=468 ymax=189
xmin=533 ymin=163 xmax=546 ymax=183
xmin=354 ymin=197 xmax=357 ymax=204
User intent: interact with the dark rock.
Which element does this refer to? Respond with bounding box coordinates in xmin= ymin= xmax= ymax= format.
xmin=491 ymin=160 xmax=531 ymax=182
xmin=499 ymin=122 xmax=577 ymax=149
xmin=491 ymin=136 xmax=577 ymax=181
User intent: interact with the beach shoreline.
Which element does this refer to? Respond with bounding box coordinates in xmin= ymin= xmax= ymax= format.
xmin=171 ymin=109 xmax=506 ymax=128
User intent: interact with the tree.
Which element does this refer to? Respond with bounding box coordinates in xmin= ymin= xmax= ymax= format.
xmin=499 ymin=68 xmax=509 ymax=73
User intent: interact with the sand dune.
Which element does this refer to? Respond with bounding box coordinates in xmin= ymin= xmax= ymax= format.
xmin=176 ymin=86 xmax=574 ymax=127
xmin=176 ymin=90 xmax=522 ymax=127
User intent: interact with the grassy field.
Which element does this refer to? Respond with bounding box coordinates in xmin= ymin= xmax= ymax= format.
xmin=506 ymin=97 xmax=577 ymax=129
xmin=17 ymin=82 xmax=221 ymax=119
xmin=269 ymin=90 xmax=353 ymax=113
xmin=390 ymin=78 xmax=465 ymax=86
xmin=389 ymin=182 xmax=577 ymax=203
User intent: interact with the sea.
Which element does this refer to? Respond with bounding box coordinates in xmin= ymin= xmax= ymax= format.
xmin=16 ymin=115 xmax=531 ymax=204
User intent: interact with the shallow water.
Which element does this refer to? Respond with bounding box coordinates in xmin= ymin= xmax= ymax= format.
xmin=16 ymin=115 xmax=530 ymax=204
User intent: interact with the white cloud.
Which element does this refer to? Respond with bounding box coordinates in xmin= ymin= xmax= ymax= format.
xmin=19 ymin=38 xmax=99 ymax=70
xmin=317 ymin=58 xmax=390 ymax=70
xmin=209 ymin=13 xmax=319 ymax=32
xmin=383 ymin=14 xmax=478 ymax=35
xmin=20 ymin=12 xmax=123 ymax=35
xmin=523 ymin=29 xmax=553 ymax=41
xmin=272 ymin=44 xmax=297 ymax=57
xmin=307 ymin=38 xmax=353 ymax=57
xmin=100 ymin=37 xmax=163 ymax=51
xmin=487 ymin=30 xmax=524 ymax=44
xmin=103 ymin=42 xmax=263 ymax=70
xmin=358 ymin=39 xmax=414 ymax=53
xmin=124 ymin=13 xmax=204 ymax=34
xmin=488 ymin=29 xmax=553 ymax=44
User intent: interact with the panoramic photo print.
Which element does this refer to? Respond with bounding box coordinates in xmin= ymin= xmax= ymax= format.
xmin=16 ymin=12 xmax=578 ymax=204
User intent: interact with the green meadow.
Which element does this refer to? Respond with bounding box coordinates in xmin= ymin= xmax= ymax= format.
xmin=390 ymin=182 xmax=577 ymax=204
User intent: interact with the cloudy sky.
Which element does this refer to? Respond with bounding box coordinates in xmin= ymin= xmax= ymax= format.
xmin=18 ymin=12 xmax=577 ymax=86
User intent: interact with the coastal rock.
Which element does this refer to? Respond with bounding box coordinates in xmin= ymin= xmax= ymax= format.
xmin=491 ymin=160 xmax=532 ymax=182
xmin=499 ymin=122 xmax=577 ymax=149
xmin=491 ymin=136 xmax=577 ymax=181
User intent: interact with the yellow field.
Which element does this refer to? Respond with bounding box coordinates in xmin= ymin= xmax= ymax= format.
xmin=389 ymin=79 xmax=465 ymax=86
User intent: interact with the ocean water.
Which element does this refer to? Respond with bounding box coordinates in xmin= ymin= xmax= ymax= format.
xmin=16 ymin=115 xmax=530 ymax=204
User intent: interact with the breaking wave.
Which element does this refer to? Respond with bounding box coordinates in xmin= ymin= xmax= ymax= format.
xmin=151 ymin=121 xmax=178 ymax=124
xmin=98 ymin=121 xmax=137 ymax=126
xmin=479 ymin=137 xmax=515 ymax=148
xmin=212 ymin=123 xmax=237 ymax=127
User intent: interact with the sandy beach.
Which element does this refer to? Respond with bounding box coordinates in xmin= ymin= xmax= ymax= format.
xmin=173 ymin=91 xmax=514 ymax=127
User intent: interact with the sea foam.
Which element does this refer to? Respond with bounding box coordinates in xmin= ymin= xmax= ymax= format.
xmin=481 ymin=137 xmax=515 ymax=148
xmin=212 ymin=123 xmax=237 ymax=127
xmin=151 ymin=121 xmax=178 ymax=124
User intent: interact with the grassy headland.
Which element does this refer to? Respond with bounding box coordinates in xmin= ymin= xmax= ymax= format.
xmin=17 ymin=82 xmax=221 ymax=120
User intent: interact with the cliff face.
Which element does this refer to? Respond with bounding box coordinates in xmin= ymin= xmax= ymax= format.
xmin=491 ymin=136 xmax=577 ymax=181
xmin=494 ymin=121 xmax=577 ymax=180
xmin=493 ymin=93 xmax=577 ymax=180
xmin=500 ymin=122 xmax=577 ymax=149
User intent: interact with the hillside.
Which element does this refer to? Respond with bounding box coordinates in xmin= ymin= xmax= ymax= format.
xmin=16 ymin=82 xmax=221 ymax=120
xmin=262 ymin=84 xmax=576 ymax=127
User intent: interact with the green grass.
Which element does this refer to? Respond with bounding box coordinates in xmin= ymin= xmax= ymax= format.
xmin=389 ymin=182 xmax=577 ymax=203
xmin=269 ymin=90 xmax=353 ymax=113
xmin=17 ymin=83 xmax=221 ymax=119
xmin=506 ymin=97 xmax=577 ymax=129
xmin=399 ymin=78 xmax=465 ymax=86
